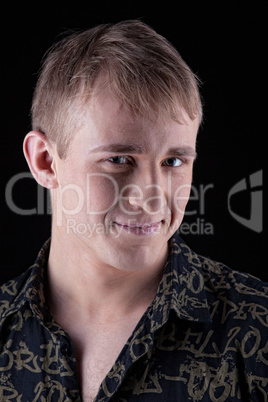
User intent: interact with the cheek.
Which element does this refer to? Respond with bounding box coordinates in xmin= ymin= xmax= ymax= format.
xmin=60 ymin=185 xmax=85 ymax=212
xmin=53 ymin=173 xmax=119 ymax=220
xmin=170 ymin=176 xmax=192 ymax=217
xmin=86 ymin=173 xmax=119 ymax=215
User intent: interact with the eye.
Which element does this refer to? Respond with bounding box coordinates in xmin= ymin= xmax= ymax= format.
xmin=163 ymin=157 xmax=183 ymax=167
xmin=108 ymin=156 xmax=131 ymax=164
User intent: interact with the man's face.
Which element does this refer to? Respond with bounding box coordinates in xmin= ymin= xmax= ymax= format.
xmin=51 ymin=89 xmax=199 ymax=272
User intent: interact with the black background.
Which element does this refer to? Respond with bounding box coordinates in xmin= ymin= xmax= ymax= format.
xmin=1 ymin=2 xmax=265 ymax=284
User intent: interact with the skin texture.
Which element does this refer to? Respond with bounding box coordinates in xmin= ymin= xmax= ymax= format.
xmin=23 ymin=88 xmax=199 ymax=399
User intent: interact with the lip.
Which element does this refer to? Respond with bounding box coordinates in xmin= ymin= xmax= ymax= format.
xmin=115 ymin=221 xmax=162 ymax=235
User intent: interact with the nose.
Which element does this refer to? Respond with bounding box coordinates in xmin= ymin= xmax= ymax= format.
xmin=120 ymin=169 xmax=168 ymax=215
xmin=129 ymin=184 xmax=166 ymax=214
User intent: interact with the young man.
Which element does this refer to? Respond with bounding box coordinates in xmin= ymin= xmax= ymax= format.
xmin=0 ymin=20 xmax=267 ymax=401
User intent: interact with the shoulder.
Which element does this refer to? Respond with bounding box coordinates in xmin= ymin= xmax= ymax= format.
xmin=0 ymin=238 xmax=50 ymax=323
xmin=175 ymin=234 xmax=268 ymax=300
xmin=172 ymin=234 xmax=268 ymax=324
xmin=196 ymin=253 xmax=268 ymax=331
xmin=199 ymin=253 xmax=268 ymax=300
xmin=173 ymin=235 xmax=268 ymax=300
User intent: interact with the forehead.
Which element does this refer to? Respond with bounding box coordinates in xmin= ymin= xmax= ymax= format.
xmin=76 ymin=88 xmax=199 ymax=152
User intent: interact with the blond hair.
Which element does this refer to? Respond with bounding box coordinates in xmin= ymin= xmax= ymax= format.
xmin=32 ymin=20 xmax=202 ymax=158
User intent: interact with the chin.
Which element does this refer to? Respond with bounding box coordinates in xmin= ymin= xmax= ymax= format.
xmin=108 ymin=240 xmax=168 ymax=272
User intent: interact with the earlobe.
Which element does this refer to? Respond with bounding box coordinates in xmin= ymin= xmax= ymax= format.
xmin=23 ymin=131 xmax=58 ymax=189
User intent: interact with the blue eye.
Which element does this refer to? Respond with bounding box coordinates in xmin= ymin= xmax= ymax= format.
xmin=163 ymin=157 xmax=182 ymax=167
xmin=108 ymin=156 xmax=129 ymax=164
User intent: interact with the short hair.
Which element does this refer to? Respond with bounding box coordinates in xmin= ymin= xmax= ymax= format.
xmin=31 ymin=20 xmax=202 ymax=158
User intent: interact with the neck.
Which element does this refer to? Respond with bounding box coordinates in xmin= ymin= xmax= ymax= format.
xmin=46 ymin=229 xmax=167 ymax=324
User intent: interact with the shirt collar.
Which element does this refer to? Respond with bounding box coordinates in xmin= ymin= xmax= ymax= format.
xmin=8 ymin=239 xmax=52 ymax=325
xmin=150 ymin=232 xmax=212 ymax=330
xmin=11 ymin=233 xmax=211 ymax=327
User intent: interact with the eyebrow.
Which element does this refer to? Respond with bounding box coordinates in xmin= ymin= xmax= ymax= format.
xmin=170 ymin=147 xmax=197 ymax=159
xmin=90 ymin=143 xmax=144 ymax=154
xmin=90 ymin=143 xmax=197 ymax=159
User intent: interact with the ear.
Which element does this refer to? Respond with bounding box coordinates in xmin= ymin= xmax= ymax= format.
xmin=23 ymin=131 xmax=58 ymax=189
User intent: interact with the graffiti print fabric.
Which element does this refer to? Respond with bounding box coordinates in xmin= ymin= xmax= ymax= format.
xmin=0 ymin=233 xmax=268 ymax=401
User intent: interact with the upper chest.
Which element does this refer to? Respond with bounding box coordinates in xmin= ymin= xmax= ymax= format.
xmin=72 ymin=320 xmax=139 ymax=401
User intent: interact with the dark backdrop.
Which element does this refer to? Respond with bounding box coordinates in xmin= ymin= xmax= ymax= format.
xmin=1 ymin=2 xmax=265 ymax=284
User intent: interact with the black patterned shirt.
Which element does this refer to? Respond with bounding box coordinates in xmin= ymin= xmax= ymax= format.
xmin=0 ymin=233 xmax=268 ymax=401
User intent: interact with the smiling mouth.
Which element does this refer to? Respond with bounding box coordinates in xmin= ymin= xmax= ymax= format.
xmin=115 ymin=221 xmax=162 ymax=235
